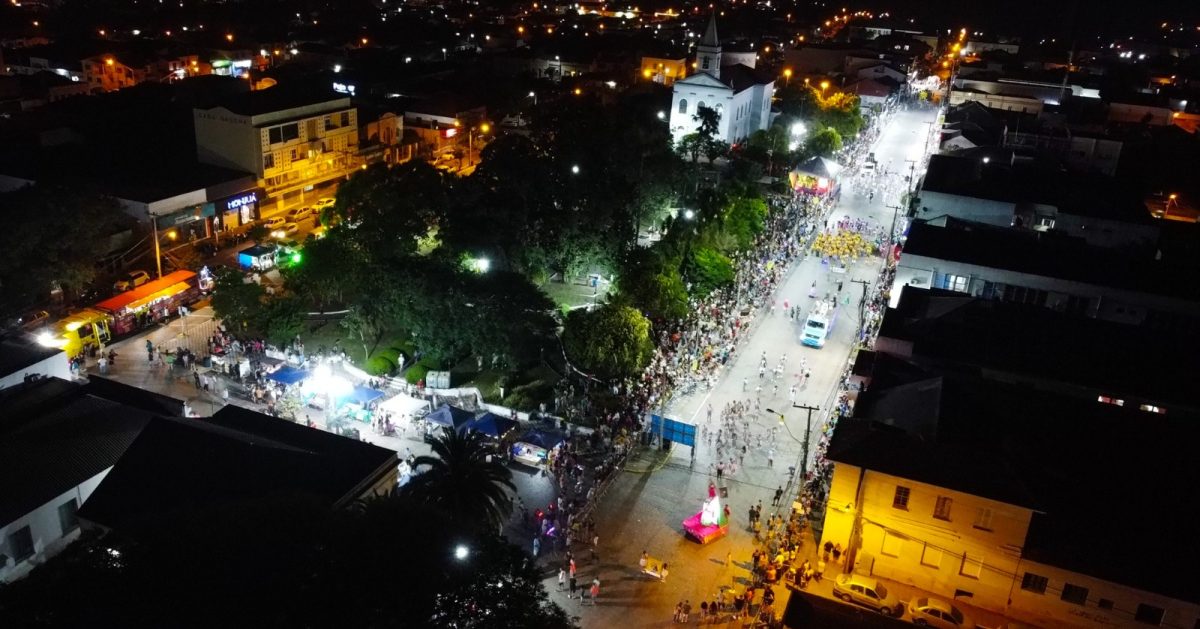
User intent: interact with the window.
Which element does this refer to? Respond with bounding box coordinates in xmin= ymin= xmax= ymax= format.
xmin=1061 ymin=583 xmax=1089 ymax=605
xmin=702 ymin=57 xmax=710 ymax=70
xmin=1139 ymin=404 xmax=1166 ymax=414
xmin=933 ymin=496 xmax=952 ymax=521
xmin=268 ymin=122 xmax=299 ymax=144
xmin=7 ymin=526 xmax=34 ymax=563
xmin=973 ymin=507 xmax=993 ymax=531
xmin=892 ymin=486 xmax=910 ymax=509
xmin=678 ymin=99 xmax=688 ymax=114
xmin=943 ymin=273 xmax=969 ymax=292
xmin=340 ymin=112 xmax=350 ymax=127
xmin=959 ymin=552 xmax=982 ymax=579
xmin=1135 ymin=604 xmax=1165 ymax=625
xmin=880 ymin=532 xmax=903 ymax=557
xmin=263 ymin=152 xmax=275 ymax=169
xmin=1020 ymin=572 xmax=1048 ymax=594
xmin=920 ymin=544 xmax=942 ymax=568
xmin=1098 ymin=599 xmax=1114 ymax=610
xmin=58 ymin=498 xmax=79 ymax=534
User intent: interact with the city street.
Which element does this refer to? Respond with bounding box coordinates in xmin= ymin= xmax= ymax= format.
xmin=562 ymin=107 xmax=940 ymax=627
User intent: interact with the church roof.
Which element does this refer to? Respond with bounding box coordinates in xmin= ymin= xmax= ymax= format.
xmin=701 ymin=13 xmax=719 ymax=48
xmin=721 ymin=64 xmax=774 ymax=92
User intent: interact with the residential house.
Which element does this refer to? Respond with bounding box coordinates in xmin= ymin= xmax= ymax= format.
xmin=821 ymin=372 xmax=1200 ymax=629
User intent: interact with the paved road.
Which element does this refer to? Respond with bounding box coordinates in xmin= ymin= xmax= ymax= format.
xmin=565 ymin=107 xmax=940 ymax=627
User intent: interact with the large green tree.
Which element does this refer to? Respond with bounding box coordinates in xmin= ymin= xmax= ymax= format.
xmin=685 ymin=246 xmax=735 ymax=297
xmin=805 ymin=127 xmax=844 ymax=158
xmin=210 ymin=267 xmax=266 ymax=334
xmin=616 ymin=248 xmax=689 ymax=321
xmin=327 ymin=161 xmax=450 ymax=260
xmin=0 ymin=184 xmax=122 ymax=314
xmin=562 ymin=303 xmax=654 ymax=380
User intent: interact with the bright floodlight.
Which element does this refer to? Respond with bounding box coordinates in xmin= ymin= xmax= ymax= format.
xmin=474 ymin=258 xmax=491 ymax=273
xmin=571 ymin=165 xmax=580 ymax=174
xmin=684 ymin=209 xmax=695 ymax=220
xmin=982 ymin=157 xmax=990 ymax=164
xmin=790 ymin=122 xmax=807 ymax=137
xmin=454 ymin=545 xmax=469 ymax=560
xmin=657 ymin=110 xmax=665 ymax=119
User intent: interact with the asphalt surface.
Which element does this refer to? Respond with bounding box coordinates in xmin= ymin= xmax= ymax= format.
xmin=565 ymin=107 xmax=942 ymax=628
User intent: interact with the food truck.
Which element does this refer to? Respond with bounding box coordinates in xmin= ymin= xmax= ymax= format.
xmin=94 ymin=270 xmax=200 ymax=336
xmin=36 ymin=309 xmax=112 ymax=358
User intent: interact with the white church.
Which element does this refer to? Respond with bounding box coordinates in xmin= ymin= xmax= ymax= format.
xmin=669 ymin=15 xmax=776 ymax=146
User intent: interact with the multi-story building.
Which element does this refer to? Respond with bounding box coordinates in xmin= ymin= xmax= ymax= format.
xmin=82 ymin=54 xmax=148 ymax=92
xmin=193 ymin=85 xmax=360 ymax=213
xmin=640 ymin=56 xmax=689 ymax=85
xmin=821 ymin=372 xmax=1200 ymax=628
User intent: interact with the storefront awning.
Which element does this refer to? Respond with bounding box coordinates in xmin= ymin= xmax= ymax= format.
xmin=96 ymin=271 xmax=197 ymax=314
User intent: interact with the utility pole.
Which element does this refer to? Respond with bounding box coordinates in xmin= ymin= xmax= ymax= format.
xmin=766 ymin=402 xmax=821 ymax=502
xmin=884 ymin=204 xmax=904 ymax=250
xmin=150 ymin=212 xmax=163 ymax=279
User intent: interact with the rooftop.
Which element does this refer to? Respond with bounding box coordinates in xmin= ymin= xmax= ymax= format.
xmin=830 ymin=373 xmax=1200 ymax=603
xmin=0 ymin=333 xmax=61 ymax=380
xmin=77 ymin=405 xmax=396 ymax=537
xmin=203 ymin=82 xmax=351 ymax=117
xmin=0 ymin=377 xmax=159 ymax=526
xmin=901 ymin=219 xmax=1197 ymax=301
xmin=877 ymin=286 xmax=1200 ymax=411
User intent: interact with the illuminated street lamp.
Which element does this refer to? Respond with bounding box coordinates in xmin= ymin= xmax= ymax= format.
xmin=783 ymin=68 xmax=793 ymax=85
xmin=454 ymin=545 xmax=470 ymax=560
xmin=571 ymin=164 xmax=580 ymax=175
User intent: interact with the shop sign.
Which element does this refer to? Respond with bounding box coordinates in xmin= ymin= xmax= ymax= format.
xmin=226 ymin=192 xmax=258 ymax=211
xmin=333 ymin=82 xmax=357 ymax=96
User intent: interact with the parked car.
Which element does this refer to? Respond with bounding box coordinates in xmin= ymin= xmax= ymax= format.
xmin=114 ymin=270 xmax=151 ymax=292
xmin=262 ymin=216 xmax=286 ymax=230
xmin=17 ymin=310 xmax=50 ymax=330
xmin=271 ymin=223 xmax=300 ymax=239
xmin=285 ymin=206 xmax=314 ymax=222
xmin=832 ymin=574 xmax=901 ymax=616
xmin=909 ymin=597 xmax=974 ymax=629
xmin=313 ymin=197 xmax=336 ymax=210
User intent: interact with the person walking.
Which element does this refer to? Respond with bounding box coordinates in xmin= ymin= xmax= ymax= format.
xmin=532 ymin=537 xmax=540 ymax=557
xmin=660 ymin=562 xmax=669 ymax=582
xmin=639 ymin=550 xmax=648 ymax=573
xmin=558 ymin=568 xmax=566 ymax=591
xmin=591 ymin=534 xmax=599 ymax=562
xmin=773 ymin=486 xmax=783 ymax=506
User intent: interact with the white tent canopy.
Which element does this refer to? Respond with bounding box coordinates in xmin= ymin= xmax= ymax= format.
xmin=379 ymin=393 xmax=431 ymax=418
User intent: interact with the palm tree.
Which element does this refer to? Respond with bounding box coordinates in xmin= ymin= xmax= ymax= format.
xmin=406 ymin=427 xmax=517 ymax=533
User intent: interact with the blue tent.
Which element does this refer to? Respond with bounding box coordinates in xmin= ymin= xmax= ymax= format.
xmin=468 ymin=413 xmax=519 ymax=439
xmin=267 ymin=366 xmax=309 ymax=386
xmin=425 ymin=404 xmax=475 ymax=432
xmin=517 ymin=428 xmax=565 ymax=450
xmin=341 ymin=386 xmax=384 ymax=406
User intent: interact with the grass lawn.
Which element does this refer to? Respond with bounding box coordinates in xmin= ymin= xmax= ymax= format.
xmin=451 ymin=358 xmax=562 ymax=409
xmin=539 ymin=278 xmax=610 ymax=312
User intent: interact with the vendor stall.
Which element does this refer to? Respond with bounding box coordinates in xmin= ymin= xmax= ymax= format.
xmin=468 ymin=412 xmax=519 ymax=440
xmin=379 ymin=393 xmax=432 ymax=421
xmin=268 ymin=365 xmax=310 ymax=387
xmin=511 ymin=428 xmax=565 ymax=468
xmin=425 ymin=404 xmax=475 ymax=435
xmin=237 ymin=244 xmax=277 ymax=271
xmin=789 ymin=156 xmax=843 ymax=196
xmin=331 ymin=386 xmax=385 ymax=423
xmin=95 ymin=270 xmax=200 ymax=336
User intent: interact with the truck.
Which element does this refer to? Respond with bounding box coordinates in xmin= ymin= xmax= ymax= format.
xmin=801 ymin=298 xmax=837 ymax=348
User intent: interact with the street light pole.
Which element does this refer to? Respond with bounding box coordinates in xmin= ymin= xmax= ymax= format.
xmin=767 ymin=403 xmax=821 ymax=498
xmin=150 ymin=213 xmax=163 ymax=279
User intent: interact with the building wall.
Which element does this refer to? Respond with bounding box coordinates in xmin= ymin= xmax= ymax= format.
xmin=822 ymin=464 xmax=1032 ymax=616
xmin=194 ymin=107 xmax=261 ymax=175
xmin=823 ymin=463 xmax=1200 ymax=629
xmin=1107 ymin=103 xmax=1173 ymax=126
xmin=640 ymin=57 xmax=688 ymax=85
xmin=1010 ymin=558 xmax=1200 ymax=629
xmin=0 ymin=351 xmax=70 ymax=392
xmin=81 ymin=58 xmax=144 ymax=92
xmin=1 ymin=472 xmax=108 ymax=583
xmin=894 ymin=252 xmax=1200 ymax=324
xmin=949 ymin=90 xmax=1044 ymax=114
xmin=918 ymin=190 xmax=1017 ymax=227
xmin=669 ymin=82 xmax=732 ymax=143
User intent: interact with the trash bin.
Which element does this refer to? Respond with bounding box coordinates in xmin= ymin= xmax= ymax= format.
xmin=202 ymin=355 xmax=212 ymax=368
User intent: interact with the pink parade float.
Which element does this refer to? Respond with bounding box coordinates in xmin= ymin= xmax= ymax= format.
xmin=682 ymin=482 xmax=729 ymax=544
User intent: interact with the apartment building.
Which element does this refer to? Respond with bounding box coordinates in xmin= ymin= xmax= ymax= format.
xmin=821 ymin=374 xmax=1200 ymax=628
xmin=194 ymin=85 xmax=359 ymax=213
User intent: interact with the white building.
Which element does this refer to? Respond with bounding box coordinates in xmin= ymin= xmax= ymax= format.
xmin=668 ymin=15 xmax=775 ymax=146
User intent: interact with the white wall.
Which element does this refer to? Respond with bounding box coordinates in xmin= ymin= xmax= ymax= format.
xmin=1 ymin=471 xmax=109 ymax=583
xmin=918 ymin=190 xmax=1016 ymax=227
xmin=0 ymin=351 xmax=70 ymax=392
xmin=194 ymin=107 xmax=261 ymax=175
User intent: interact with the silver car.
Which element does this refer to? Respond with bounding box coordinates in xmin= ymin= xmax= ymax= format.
xmin=832 ymin=574 xmax=901 ymax=616
xmin=909 ymin=596 xmax=974 ymax=629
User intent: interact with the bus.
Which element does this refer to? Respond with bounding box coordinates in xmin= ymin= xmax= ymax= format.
xmin=801 ymin=298 xmax=838 ymax=348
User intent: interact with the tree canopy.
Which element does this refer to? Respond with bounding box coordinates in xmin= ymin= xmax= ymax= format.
xmin=0 ymin=184 xmax=123 ymax=315
xmin=562 ymin=303 xmax=654 ymax=380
